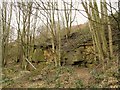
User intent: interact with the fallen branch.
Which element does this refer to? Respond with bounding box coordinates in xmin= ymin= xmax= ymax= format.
xmin=25 ymin=58 xmax=37 ymax=70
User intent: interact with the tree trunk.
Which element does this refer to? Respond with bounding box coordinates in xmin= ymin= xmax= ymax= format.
xmin=0 ymin=8 xmax=3 ymax=85
xmin=118 ymin=0 xmax=120 ymax=79
xmin=2 ymin=2 xmax=7 ymax=66
xmin=2 ymin=2 xmax=12 ymax=66
xmin=57 ymin=1 xmax=61 ymax=66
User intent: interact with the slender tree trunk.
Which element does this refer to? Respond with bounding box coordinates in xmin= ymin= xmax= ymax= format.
xmin=82 ymin=0 xmax=109 ymax=71
xmin=2 ymin=2 xmax=7 ymax=66
xmin=0 ymin=7 xmax=3 ymax=88
xmin=118 ymin=1 xmax=120 ymax=81
xmin=16 ymin=3 xmax=22 ymax=63
xmin=1 ymin=2 xmax=12 ymax=66
xmin=108 ymin=18 xmax=113 ymax=58
xmin=5 ymin=3 xmax=12 ymax=65
xmin=21 ymin=2 xmax=28 ymax=69
xmin=103 ymin=0 xmax=113 ymax=59
xmin=90 ymin=1 xmax=104 ymax=62
xmin=100 ymin=0 xmax=109 ymax=58
xmin=26 ymin=2 xmax=33 ymax=70
xmin=63 ymin=1 xmax=72 ymax=39
xmin=57 ymin=1 xmax=61 ymax=66
xmin=31 ymin=7 xmax=38 ymax=60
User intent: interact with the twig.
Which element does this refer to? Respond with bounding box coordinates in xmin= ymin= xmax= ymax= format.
xmin=25 ymin=58 xmax=36 ymax=70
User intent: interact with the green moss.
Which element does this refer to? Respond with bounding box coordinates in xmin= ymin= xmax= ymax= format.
xmin=75 ymin=79 xmax=84 ymax=88
xmin=32 ymin=49 xmax=45 ymax=61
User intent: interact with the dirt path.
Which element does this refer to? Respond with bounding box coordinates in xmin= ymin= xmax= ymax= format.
xmin=74 ymin=67 xmax=91 ymax=86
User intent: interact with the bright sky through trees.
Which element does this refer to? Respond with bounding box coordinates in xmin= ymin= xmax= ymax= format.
xmin=0 ymin=0 xmax=118 ymax=30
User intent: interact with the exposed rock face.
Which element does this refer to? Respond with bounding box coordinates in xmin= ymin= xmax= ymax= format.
xmin=43 ymin=48 xmax=55 ymax=64
xmin=37 ymin=31 xmax=95 ymax=67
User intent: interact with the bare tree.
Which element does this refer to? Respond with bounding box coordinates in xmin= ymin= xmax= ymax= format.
xmin=15 ymin=2 xmax=22 ymax=63
xmin=48 ymin=1 xmax=58 ymax=66
xmin=21 ymin=2 xmax=34 ymax=70
xmin=56 ymin=0 xmax=61 ymax=66
xmin=2 ymin=2 xmax=13 ymax=66
xmin=81 ymin=0 xmax=114 ymax=71
xmin=63 ymin=0 xmax=74 ymax=39
xmin=102 ymin=0 xmax=113 ymax=59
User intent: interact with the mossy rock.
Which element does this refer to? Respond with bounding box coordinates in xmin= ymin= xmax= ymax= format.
xmin=86 ymin=63 xmax=94 ymax=68
xmin=32 ymin=49 xmax=45 ymax=62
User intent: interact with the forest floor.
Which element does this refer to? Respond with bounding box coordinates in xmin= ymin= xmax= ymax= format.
xmin=1 ymin=62 xmax=119 ymax=88
xmin=2 ymin=63 xmax=94 ymax=88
